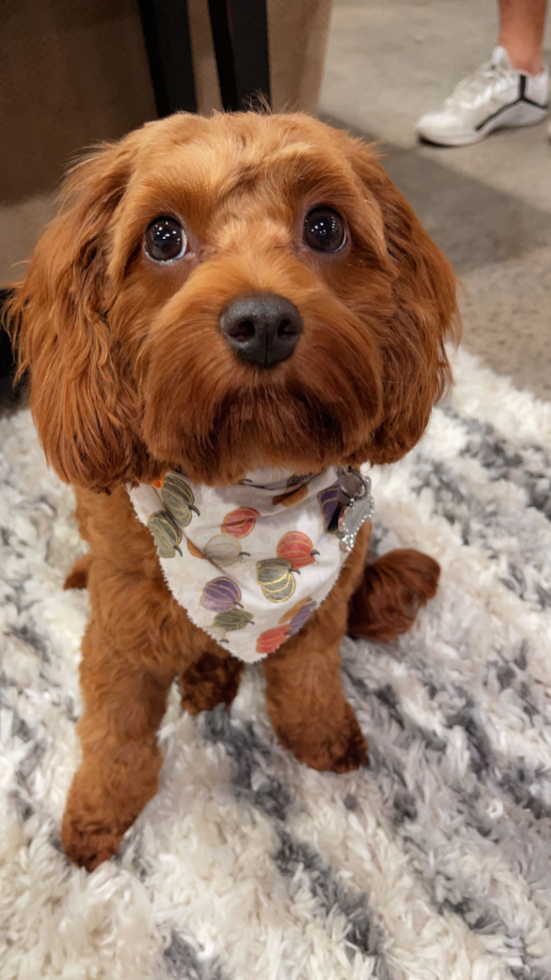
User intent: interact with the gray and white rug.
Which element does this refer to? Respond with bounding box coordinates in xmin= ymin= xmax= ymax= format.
xmin=1 ymin=347 xmax=551 ymax=980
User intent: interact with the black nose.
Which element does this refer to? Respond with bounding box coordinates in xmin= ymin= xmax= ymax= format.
xmin=220 ymin=294 xmax=303 ymax=368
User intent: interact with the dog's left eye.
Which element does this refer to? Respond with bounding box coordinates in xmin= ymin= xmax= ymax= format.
xmin=144 ymin=217 xmax=187 ymax=262
xmin=304 ymin=208 xmax=346 ymax=252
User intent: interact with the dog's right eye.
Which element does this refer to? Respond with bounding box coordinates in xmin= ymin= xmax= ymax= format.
xmin=144 ymin=217 xmax=187 ymax=262
xmin=304 ymin=208 xmax=346 ymax=253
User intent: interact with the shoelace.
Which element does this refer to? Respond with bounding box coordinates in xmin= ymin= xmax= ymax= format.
xmin=446 ymin=60 xmax=511 ymax=110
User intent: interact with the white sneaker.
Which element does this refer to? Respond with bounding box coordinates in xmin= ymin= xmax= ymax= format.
xmin=416 ymin=46 xmax=549 ymax=146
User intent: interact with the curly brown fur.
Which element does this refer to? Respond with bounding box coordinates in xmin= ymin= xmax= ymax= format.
xmin=7 ymin=112 xmax=458 ymax=869
xmin=348 ymin=549 xmax=441 ymax=642
xmin=63 ymin=553 xmax=93 ymax=590
xmin=179 ymin=652 xmax=243 ymax=715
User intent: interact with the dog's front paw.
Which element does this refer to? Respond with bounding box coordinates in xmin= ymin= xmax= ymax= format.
xmin=276 ymin=703 xmax=369 ymax=773
xmin=62 ymin=809 xmax=124 ymax=871
xmin=61 ymin=777 xmax=140 ymax=870
xmin=326 ymin=704 xmax=369 ymax=773
xmin=326 ymin=706 xmax=369 ymax=773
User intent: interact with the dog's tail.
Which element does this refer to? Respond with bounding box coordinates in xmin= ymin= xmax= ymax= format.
xmin=348 ymin=549 xmax=440 ymax=642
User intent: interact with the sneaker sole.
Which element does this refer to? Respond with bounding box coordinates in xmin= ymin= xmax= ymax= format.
xmin=417 ymin=100 xmax=548 ymax=147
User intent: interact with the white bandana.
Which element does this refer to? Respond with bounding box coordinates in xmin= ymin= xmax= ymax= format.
xmin=129 ymin=466 xmax=373 ymax=663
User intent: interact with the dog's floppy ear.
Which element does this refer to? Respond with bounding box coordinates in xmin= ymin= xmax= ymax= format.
xmin=7 ymin=134 xmax=145 ymax=491
xmin=349 ymin=139 xmax=460 ymax=465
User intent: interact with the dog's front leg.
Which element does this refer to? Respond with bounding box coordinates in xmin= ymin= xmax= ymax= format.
xmin=263 ymin=525 xmax=370 ymax=773
xmin=61 ymin=614 xmax=175 ymax=871
xmin=263 ymin=623 xmax=367 ymax=773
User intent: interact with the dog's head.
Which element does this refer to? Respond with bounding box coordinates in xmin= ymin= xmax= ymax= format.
xmin=10 ymin=112 xmax=458 ymax=489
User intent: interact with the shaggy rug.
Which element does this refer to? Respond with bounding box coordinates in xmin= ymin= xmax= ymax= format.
xmin=1 ymin=347 xmax=551 ymax=980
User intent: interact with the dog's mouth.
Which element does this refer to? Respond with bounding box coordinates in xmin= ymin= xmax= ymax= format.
xmin=157 ymin=384 xmax=371 ymax=486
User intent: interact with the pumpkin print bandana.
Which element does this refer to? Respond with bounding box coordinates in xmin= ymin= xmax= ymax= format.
xmin=129 ymin=467 xmax=367 ymax=663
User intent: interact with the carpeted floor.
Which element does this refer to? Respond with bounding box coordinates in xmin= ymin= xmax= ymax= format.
xmin=1 ymin=347 xmax=551 ymax=980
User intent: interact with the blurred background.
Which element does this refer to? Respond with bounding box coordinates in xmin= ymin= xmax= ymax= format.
xmin=1 ymin=0 xmax=550 ymax=399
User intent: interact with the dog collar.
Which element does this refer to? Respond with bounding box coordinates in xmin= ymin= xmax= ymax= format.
xmin=129 ymin=466 xmax=373 ymax=663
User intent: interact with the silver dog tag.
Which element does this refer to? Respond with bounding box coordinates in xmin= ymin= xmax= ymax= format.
xmin=337 ymin=468 xmax=374 ymax=553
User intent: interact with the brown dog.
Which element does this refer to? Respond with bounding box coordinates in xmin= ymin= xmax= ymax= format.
xmin=9 ymin=112 xmax=458 ymax=870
